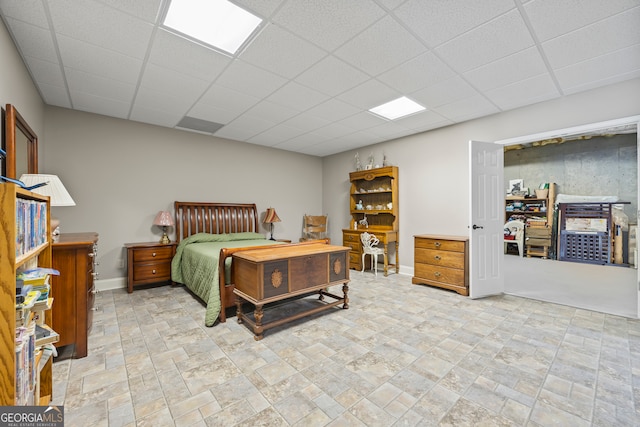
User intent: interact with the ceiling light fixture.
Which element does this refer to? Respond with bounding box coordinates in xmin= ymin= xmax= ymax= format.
xmin=162 ymin=0 xmax=262 ymax=55
xmin=369 ymin=96 xmax=426 ymax=120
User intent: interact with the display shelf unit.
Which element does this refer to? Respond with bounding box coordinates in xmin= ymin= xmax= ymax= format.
xmin=342 ymin=166 xmax=399 ymax=275
xmin=506 ymin=183 xmax=556 ymax=258
xmin=0 ymin=184 xmax=58 ymax=405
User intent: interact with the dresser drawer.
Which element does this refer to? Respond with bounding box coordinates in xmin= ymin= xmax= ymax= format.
xmin=415 ymin=237 xmax=465 ymax=252
xmin=415 ymin=248 xmax=465 ymax=269
xmin=132 ymin=246 xmax=174 ymax=262
xmin=415 ymin=263 xmax=466 ymax=286
xmin=343 ymin=232 xmax=361 ymax=244
xmin=132 ymin=262 xmax=171 ymax=282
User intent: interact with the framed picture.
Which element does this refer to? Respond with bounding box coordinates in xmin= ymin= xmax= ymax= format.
xmin=508 ymin=179 xmax=524 ymax=195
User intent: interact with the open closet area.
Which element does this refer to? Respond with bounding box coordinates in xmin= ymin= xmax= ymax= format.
xmin=503 ymin=129 xmax=638 ymax=317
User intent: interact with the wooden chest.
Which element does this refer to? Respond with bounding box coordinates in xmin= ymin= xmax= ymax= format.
xmin=232 ymin=243 xmax=351 ymax=340
xmin=412 ymin=234 xmax=469 ymax=296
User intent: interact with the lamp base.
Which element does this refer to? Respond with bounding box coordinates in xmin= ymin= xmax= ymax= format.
xmin=160 ymin=233 xmax=170 ymax=244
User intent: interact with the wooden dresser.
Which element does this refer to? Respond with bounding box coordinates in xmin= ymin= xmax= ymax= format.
xmin=412 ymin=234 xmax=469 ymax=296
xmin=51 ymin=232 xmax=99 ymax=358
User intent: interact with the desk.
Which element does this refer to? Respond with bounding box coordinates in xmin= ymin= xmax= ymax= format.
xmin=232 ymin=243 xmax=350 ymax=340
xmin=342 ymin=229 xmax=398 ymax=276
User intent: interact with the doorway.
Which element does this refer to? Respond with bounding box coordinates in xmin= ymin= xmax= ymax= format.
xmin=496 ymin=115 xmax=640 ymax=318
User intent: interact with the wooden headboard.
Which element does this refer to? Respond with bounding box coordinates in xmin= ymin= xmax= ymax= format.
xmin=174 ymin=202 xmax=260 ymax=243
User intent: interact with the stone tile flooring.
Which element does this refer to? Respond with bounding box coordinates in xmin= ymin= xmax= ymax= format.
xmin=52 ymin=273 xmax=640 ymax=426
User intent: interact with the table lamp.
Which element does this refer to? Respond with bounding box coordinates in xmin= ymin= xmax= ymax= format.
xmin=153 ymin=211 xmax=174 ymax=244
xmin=19 ymin=174 xmax=76 ymax=236
xmin=263 ymin=207 xmax=281 ymax=240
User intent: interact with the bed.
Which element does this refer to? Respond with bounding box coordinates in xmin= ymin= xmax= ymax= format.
xmin=172 ymin=202 xmax=328 ymax=326
xmin=171 ymin=201 xmax=284 ymax=326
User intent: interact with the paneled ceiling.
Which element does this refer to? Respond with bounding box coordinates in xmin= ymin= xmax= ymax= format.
xmin=1 ymin=0 xmax=639 ymax=157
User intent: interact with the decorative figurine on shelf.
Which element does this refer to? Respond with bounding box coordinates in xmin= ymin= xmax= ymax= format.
xmin=355 ymin=200 xmax=363 ymax=210
xmin=359 ymin=213 xmax=369 ymax=229
xmin=382 ymin=153 xmax=389 ymax=167
xmin=355 ymin=152 xmax=362 ymax=171
xmin=366 ymin=153 xmax=374 ymax=170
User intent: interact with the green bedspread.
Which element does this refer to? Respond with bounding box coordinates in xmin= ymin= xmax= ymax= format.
xmin=171 ymin=232 xmax=281 ymax=326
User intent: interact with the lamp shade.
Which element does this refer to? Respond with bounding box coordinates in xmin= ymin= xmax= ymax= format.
xmin=153 ymin=211 xmax=174 ymax=227
xmin=263 ymin=208 xmax=281 ymax=224
xmin=19 ymin=174 xmax=76 ymax=206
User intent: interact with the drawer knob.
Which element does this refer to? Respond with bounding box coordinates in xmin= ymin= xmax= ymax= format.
xmin=92 ymin=272 xmax=99 ymax=279
xmin=434 ymin=242 xmax=441 ymax=247
xmin=434 ymin=271 xmax=441 ymax=277
xmin=152 ymin=252 xmax=157 ymax=257
xmin=152 ymin=269 xmax=157 ymax=274
xmin=88 ymin=252 xmax=95 ymax=258
xmin=434 ymin=255 xmax=441 ymax=260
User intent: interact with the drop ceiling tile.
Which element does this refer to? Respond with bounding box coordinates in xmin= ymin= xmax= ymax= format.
xmin=484 ymin=74 xmax=559 ymax=110
xmin=247 ymin=125 xmax=305 ymax=146
xmin=304 ymin=99 xmax=361 ymax=122
xmin=129 ymin=104 xmax=184 ymax=127
xmin=435 ymin=10 xmax=534 ymax=73
xmin=542 ymin=8 xmax=640 ymax=69
xmin=240 ymin=24 xmax=326 ymax=79
xmin=214 ymin=124 xmax=261 ymax=141
xmin=464 ymin=47 xmax=548 ymax=91
xmin=3 ymin=18 xmax=58 ymax=63
xmin=334 ymin=15 xmax=427 ymax=76
xmin=136 ymin=64 xmax=210 ymax=111
xmin=337 ymin=79 xmax=400 ymax=110
xmin=0 ymin=0 xmax=48 ymax=28
xmin=226 ymin=113 xmax=277 ymax=135
xmin=149 ymin=29 xmax=232 ymax=82
xmin=70 ymin=91 xmax=131 ymax=118
xmin=524 ymin=0 xmax=640 ymax=42
xmin=37 ymin=83 xmax=71 ymax=108
xmin=273 ymin=131 xmax=326 ymax=151
xmin=395 ymin=110 xmax=452 ymax=131
xmin=411 ymin=76 xmax=478 ymax=109
xmin=433 ymin=94 xmax=499 ymax=122
xmin=395 ymin=0 xmax=515 ymax=47
xmin=555 ymin=44 xmax=640 ymax=94
xmin=65 ymin=67 xmax=136 ymax=103
xmin=57 ymin=35 xmax=143 ymax=84
xmin=295 ymin=55 xmax=369 ymax=97
xmin=48 ymin=0 xmax=154 ymax=59
xmin=233 ymin=0 xmax=287 ymax=18
xmin=314 ymin=121 xmax=355 ymax=139
xmin=280 ymin=113 xmax=330 ymax=132
xmin=377 ymin=51 xmax=456 ymax=94
xmin=245 ymin=100 xmax=300 ymax=124
xmin=273 ymin=0 xmax=385 ymax=51
xmin=266 ymin=81 xmax=329 ymax=112
xmin=336 ymin=112 xmax=384 ymax=132
xmin=190 ymin=84 xmax=260 ymax=121
xmin=24 ymin=56 xmax=65 ymax=88
xmin=216 ymin=60 xmax=287 ymax=98
xmin=97 ymin=0 xmax=163 ymax=23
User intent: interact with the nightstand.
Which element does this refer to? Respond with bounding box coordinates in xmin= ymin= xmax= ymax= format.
xmin=124 ymin=242 xmax=177 ymax=293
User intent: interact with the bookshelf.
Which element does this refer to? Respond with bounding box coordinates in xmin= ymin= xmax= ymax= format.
xmin=0 ymin=184 xmax=58 ymax=405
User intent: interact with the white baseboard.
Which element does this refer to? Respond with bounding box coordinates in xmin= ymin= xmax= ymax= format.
xmin=95 ymin=277 xmax=126 ymax=292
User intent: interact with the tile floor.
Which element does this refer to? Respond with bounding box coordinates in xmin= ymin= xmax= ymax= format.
xmin=52 ymin=273 xmax=640 ymax=426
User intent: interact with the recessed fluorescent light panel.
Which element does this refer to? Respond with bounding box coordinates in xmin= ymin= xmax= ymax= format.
xmin=369 ymin=96 xmax=426 ymax=120
xmin=162 ymin=0 xmax=262 ymax=55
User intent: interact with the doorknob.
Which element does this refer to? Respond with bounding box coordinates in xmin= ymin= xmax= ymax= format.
xmin=472 ymin=224 xmax=484 ymax=229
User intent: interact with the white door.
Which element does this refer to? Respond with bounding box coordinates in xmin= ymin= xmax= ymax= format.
xmin=469 ymin=141 xmax=504 ymax=298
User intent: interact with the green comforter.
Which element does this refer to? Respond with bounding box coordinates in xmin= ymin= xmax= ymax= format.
xmin=171 ymin=232 xmax=281 ymax=326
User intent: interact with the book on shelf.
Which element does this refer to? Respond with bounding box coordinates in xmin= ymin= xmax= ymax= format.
xmin=15 ymin=198 xmax=48 ymax=257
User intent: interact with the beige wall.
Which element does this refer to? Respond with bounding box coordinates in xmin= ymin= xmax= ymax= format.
xmin=322 ymin=78 xmax=640 ymax=274
xmin=42 ymin=107 xmax=323 ymax=282
xmin=0 ymin=17 xmax=44 ymax=164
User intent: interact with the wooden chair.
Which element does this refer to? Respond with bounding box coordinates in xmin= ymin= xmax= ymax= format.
xmin=360 ymin=232 xmax=386 ymax=276
xmin=300 ymin=214 xmax=328 ymax=242
xmin=504 ymin=220 xmax=525 ymax=257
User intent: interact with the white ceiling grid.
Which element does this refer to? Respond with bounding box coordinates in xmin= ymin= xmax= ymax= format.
xmin=0 ymin=0 xmax=638 ymax=157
